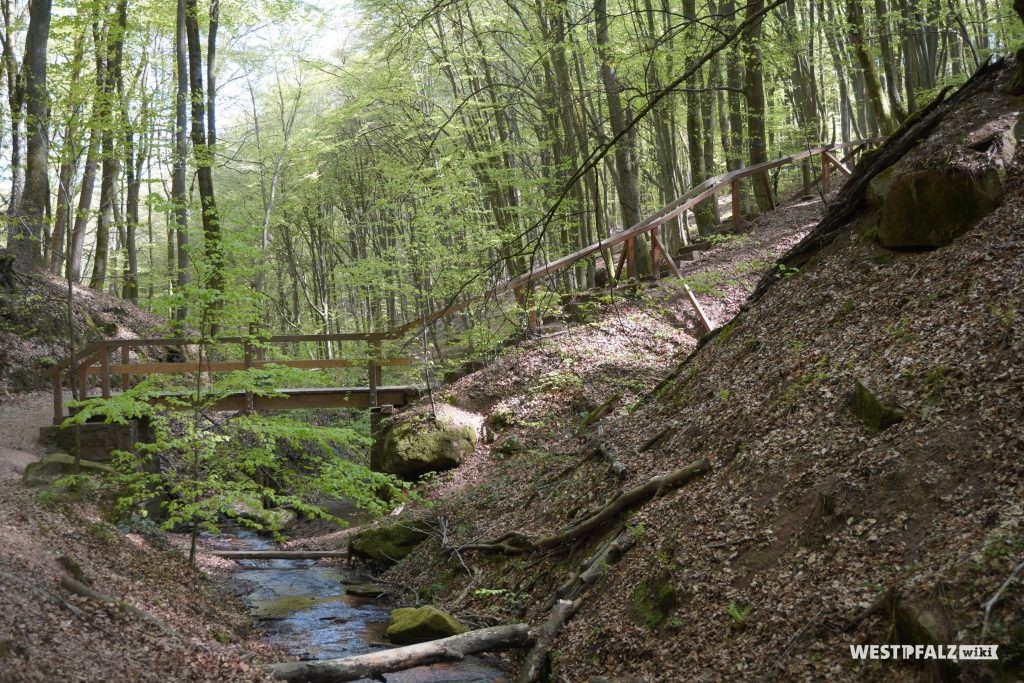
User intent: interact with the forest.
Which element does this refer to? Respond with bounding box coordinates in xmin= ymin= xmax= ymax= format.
xmin=0 ymin=0 xmax=1019 ymax=341
xmin=0 ymin=0 xmax=1023 ymax=681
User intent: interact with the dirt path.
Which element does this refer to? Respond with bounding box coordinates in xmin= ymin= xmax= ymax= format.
xmin=0 ymin=390 xmax=65 ymax=473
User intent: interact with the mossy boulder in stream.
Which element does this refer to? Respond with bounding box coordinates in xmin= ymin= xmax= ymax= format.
xmin=348 ymin=518 xmax=432 ymax=563
xmin=227 ymin=495 xmax=298 ymax=531
xmin=373 ymin=404 xmax=480 ymax=479
xmin=386 ymin=606 xmax=468 ymax=645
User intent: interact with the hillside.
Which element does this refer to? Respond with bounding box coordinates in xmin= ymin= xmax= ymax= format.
xmin=328 ymin=59 xmax=1024 ymax=681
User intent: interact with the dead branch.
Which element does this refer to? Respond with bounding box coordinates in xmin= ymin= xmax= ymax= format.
xmin=515 ymin=599 xmax=581 ymax=683
xmin=469 ymin=459 xmax=711 ymax=553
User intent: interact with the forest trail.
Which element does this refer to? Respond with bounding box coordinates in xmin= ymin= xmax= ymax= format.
xmin=0 ymin=390 xmax=61 ymax=473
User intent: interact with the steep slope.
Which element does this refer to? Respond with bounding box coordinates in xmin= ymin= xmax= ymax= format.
xmin=374 ymin=60 xmax=1024 ymax=681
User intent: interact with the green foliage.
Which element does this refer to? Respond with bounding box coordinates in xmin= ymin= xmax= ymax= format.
xmin=725 ymin=602 xmax=752 ymax=631
xmin=65 ymin=363 xmax=409 ymax=542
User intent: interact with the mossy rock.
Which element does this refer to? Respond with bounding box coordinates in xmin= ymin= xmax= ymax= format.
xmin=628 ymin=572 xmax=679 ymax=629
xmin=227 ymin=496 xmax=299 ymax=531
xmin=253 ymin=595 xmax=317 ymax=619
xmin=21 ymin=454 xmax=114 ymax=487
xmin=386 ymin=605 xmax=468 ymax=645
xmin=850 ymin=380 xmax=905 ymax=431
xmin=348 ymin=519 xmax=431 ymax=564
xmin=374 ymin=405 xmax=479 ymax=479
xmin=345 ymin=582 xmax=392 ymax=597
xmin=868 ymin=166 xmax=1003 ymax=249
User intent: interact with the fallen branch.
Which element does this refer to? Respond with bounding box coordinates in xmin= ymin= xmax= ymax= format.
xmin=592 ymin=442 xmax=627 ymax=479
xmin=981 ymin=557 xmax=1024 ymax=639
xmin=533 ymin=459 xmax=710 ymax=550
xmin=266 ymin=624 xmax=533 ymax=682
xmin=59 ymin=575 xmax=179 ymax=638
xmin=469 ymin=459 xmax=711 ymax=553
xmin=515 ymin=599 xmax=581 ymax=683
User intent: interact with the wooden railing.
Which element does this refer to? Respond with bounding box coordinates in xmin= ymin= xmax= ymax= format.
xmin=45 ymin=332 xmax=414 ymax=424
xmin=46 ymin=138 xmax=880 ymax=424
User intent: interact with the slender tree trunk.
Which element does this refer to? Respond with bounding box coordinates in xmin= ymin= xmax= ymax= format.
xmin=173 ymin=0 xmax=190 ymax=320
xmin=595 ymin=0 xmax=651 ymax=275
xmin=742 ymin=0 xmax=773 ymax=212
xmin=12 ymin=0 xmax=52 ymax=267
xmin=184 ymin=0 xmax=224 ymax=299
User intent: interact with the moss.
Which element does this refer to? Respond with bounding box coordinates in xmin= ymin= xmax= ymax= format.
xmin=850 ymin=380 xmax=905 ymax=431
xmin=628 ymin=572 xmax=679 ymax=629
xmin=386 ymin=606 xmax=468 ymax=645
xmin=349 ymin=520 xmax=430 ymax=563
xmin=377 ymin=406 xmax=478 ymax=479
xmin=253 ymin=595 xmax=317 ymax=619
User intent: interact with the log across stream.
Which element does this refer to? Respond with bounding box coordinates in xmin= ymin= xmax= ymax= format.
xmin=214 ymin=531 xmax=511 ymax=682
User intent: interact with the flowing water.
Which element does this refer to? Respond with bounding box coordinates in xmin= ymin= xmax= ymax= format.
xmin=212 ymin=531 xmax=510 ymax=682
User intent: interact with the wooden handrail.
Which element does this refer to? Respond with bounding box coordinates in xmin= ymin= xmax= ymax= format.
xmin=48 ymin=137 xmax=881 ymax=424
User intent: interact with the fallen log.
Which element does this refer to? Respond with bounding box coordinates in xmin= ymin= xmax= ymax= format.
xmin=468 ymin=459 xmax=711 ymax=553
xmin=515 ymin=600 xmax=580 ymax=683
xmin=266 ymin=623 xmax=533 ymax=682
xmin=210 ymin=550 xmax=348 ymax=561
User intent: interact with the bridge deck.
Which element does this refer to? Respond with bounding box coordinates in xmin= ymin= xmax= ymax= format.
xmin=149 ymin=386 xmax=422 ymax=412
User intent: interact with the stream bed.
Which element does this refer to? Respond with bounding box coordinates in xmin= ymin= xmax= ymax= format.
xmin=212 ymin=531 xmax=510 ymax=682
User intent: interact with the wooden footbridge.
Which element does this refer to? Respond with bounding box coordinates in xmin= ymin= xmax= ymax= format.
xmin=45 ymin=138 xmax=879 ymax=426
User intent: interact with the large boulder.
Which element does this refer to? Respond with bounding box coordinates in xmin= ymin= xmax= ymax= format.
xmin=22 ymin=453 xmax=115 ymax=487
xmin=348 ymin=518 xmax=431 ymax=563
xmin=867 ymin=165 xmax=1003 ymax=249
xmin=227 ymin=495 xmax=298 ymax=531
xmin=373 ymin=404 xmax=480 ymax=479
xmin=386 ymin=605 xmax=468 ymax=645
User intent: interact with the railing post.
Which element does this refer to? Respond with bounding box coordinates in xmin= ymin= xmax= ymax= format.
xmin=527 ymin=283 xmax=538 ymax=333
xmin=100 ymin=346 xmax=111 ymax=399
xmin=244 ymin=342 xmax=254 ymax=412
xmin=120 ymin=344 xmax=130 ymax=391
xmin=368 ymin=338 xmax=380 ymax=408
xmin=52 ymin=374 xmax=63 ymax=425
xmin=650 ymin=229 xmax=661 ymax=279
xmin=821 ymin=151 xmax=831 ymax=194
xmin=626 ymin=238 xmax=637 ymax=280
xmin=731 ymin=180 xmax=741 ymax=231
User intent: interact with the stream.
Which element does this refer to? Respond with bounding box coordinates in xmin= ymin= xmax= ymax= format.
xmin=211 ymin=531 xmax=510 ymax=682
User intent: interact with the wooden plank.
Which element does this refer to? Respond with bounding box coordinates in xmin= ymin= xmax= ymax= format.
xmin=823 ymin=150 xmax=852 ymax=176
xmin=87 ymin=357 xmax=413 ymax=376
xmin=650 ymin=233 xmax=715 ymax=333
xmin=149 ymin=386 xmax=421 ymax=412
xmin=731 ymin=179 xmax=741 ymax=231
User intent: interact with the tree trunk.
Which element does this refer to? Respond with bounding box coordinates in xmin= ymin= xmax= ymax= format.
xmin=742 ymin=0 xmax=773 ymax=212
xmin=184 ymin=0 xmax=224 ymax=298
xmin=595 ymin=0 xmax=651 ymax=276
xmin=848 ymin=0 xmax=897 ymax=135
xmin=173 ymin=0 xmax=190 ymax=320
xmin=266 ymin=624 xmax=533 ymax=683
xmin=12 ymin=0 xmax=52 ymax=267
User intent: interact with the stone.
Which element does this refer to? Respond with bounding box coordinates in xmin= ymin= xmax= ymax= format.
xmin=22 ymin=453 xmax=115 ymax=487
xmin=345 ymin=582 xmax=392 ymax=597
xmin=374 ymin=404 xmax=480 ymax=479
xmin=386 ymin=605 xmax=468 ymax=645
xmin=348 ymin=520 xmax=430 ymax=564
xmin=850 ymin=380 xmax=905 ymax=431
xmin=868 ymin=166 xmax=1003 ymax=249
xmin=228 ymin=496 xmax=299 ymax=531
